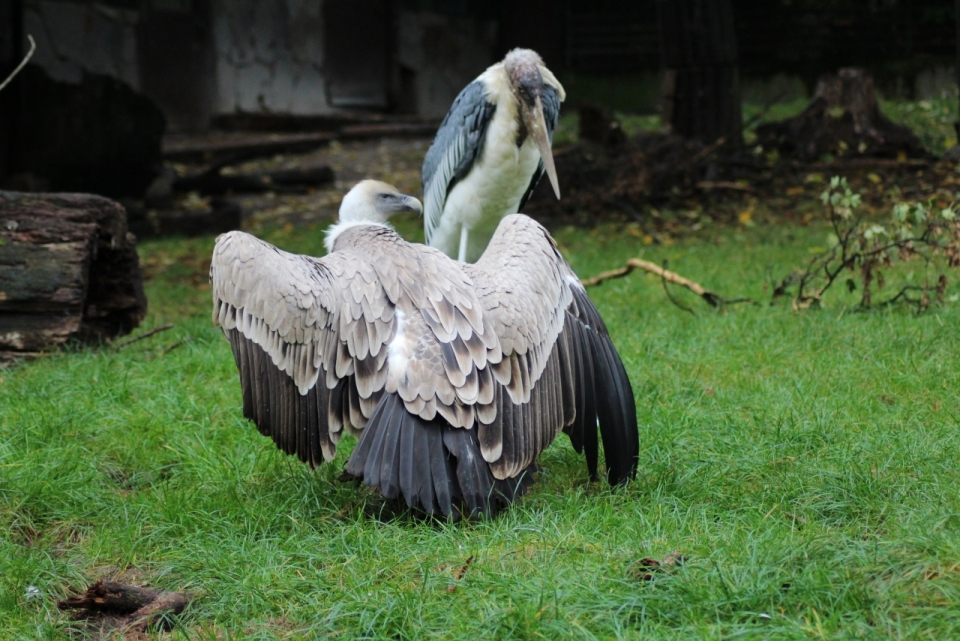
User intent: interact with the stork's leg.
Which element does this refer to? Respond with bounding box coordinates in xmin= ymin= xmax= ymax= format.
xmin=458 ymin=225 xmax=469 ymax=262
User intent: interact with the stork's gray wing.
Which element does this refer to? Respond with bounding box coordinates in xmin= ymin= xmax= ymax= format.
xmin=210 ymin=231 xmax=397 ymax=466
xmin=463 ymin=214 xmax=639 ymax=484
xmin=422 ymin=81 xmax=496 ymax=244
xmin=517 ymin=84 xmax=563 ymax=212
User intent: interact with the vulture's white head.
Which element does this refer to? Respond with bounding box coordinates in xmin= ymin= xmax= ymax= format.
xmin=325 ymin=180 xmax=423 ymax=252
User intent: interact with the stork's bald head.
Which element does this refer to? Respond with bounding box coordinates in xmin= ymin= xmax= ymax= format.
xmin=502 ymin=49 xmax=565 ymax=200
xmin=338 ymin=180 xmax=423 ymax=224
xmin=504 ymin=49 xmax=546 ymax=105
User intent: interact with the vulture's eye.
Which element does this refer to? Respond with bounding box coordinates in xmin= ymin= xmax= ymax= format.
xmin=379 ymin=194 xmax=389 ymax=201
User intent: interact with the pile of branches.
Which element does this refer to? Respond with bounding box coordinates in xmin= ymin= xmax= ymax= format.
xmin=525 ymin=110 xmax=750 ymax=223
xmin=773 ymin=177 xmax=960 ymax=312
xmin=526 ymin=68 xmax=935 ymax=225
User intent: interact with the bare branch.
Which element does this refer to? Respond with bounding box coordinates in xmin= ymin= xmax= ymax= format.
xmin=0 ymin=35 xmax=36 ymax=94
xmin=582 ymin=257 xmax=746 ymax=308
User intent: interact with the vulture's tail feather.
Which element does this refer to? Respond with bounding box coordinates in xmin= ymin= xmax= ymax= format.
xmin=346 ymin=393 xmax=536 ymax=520
xmin=590 ymin=330 xmax=639 ymax=485
xmin=565 ymin=288 xmax=639 ymax=485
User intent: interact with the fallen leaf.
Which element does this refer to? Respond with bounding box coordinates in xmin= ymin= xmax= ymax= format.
xmin=447 ymin=556 xmax=474 ymax=593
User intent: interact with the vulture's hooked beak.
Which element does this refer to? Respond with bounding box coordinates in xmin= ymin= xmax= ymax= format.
xmin=521 ymin=94 xmax=560 ymax=200
xmin=381 ymin=192 xmax=423 ymax=217
xmin=400 ymin=194 xmax=423 ymax=216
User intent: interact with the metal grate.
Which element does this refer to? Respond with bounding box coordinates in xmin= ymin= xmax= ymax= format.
xmin=565 ymin=8 xmax=659 ymax=72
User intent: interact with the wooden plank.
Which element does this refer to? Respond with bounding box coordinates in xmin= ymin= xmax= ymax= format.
xmin=162 ymin=132 xmax=335 ymax=163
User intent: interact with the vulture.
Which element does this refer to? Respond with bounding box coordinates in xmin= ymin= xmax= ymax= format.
xmin=211 ymin=180 xmax=638 ymax=519
xmin=422 ymin=48 xmax=565 ymax=263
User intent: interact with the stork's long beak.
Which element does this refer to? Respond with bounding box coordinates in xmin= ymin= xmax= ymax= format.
xmin=522 ymin=95 xmax=561 ymax=199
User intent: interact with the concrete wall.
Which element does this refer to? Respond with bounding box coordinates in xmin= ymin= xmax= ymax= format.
xmin=212 ymin=0 xmax=331 ymax=116
xmin=396 ymin=10 xmax=497 ymax=118
xmin=24 ymin=0 xmax=140 ymax=89
xmin=14 ymin=1 xmax=511 ymax=124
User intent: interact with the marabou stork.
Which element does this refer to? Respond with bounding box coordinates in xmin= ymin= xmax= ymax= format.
xmin=422 ymin=48 xmax=566 ymax=263
xmin=211 ymin=180 xmax=638 ymax=519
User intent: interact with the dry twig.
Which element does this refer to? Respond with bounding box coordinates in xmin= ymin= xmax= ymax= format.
xmin=111 ymin=324 xmax=174 ymax=350
xmin=159 ymin=336 xmax=191 ymax=356
xmin=583 ymin=258 xmax=729 ymax=307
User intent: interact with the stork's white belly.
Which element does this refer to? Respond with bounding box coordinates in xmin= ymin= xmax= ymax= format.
xmin=431 ymin=114 xmax=542 ymax=262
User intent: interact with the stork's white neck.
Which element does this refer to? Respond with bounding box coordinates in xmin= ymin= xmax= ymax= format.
xmin=324 ymin=220 xmax=391 ymax=253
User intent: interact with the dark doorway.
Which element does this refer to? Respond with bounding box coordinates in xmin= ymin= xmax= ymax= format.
xmin=324 ymin=0 xmax=392 ymax=109
xmin=137 ymin=0 xmax=215 ymax=132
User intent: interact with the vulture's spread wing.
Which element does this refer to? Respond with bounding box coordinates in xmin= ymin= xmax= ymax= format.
xmin=211 ymin=228 xmax=501 ymax=466
xmin=422 ymin=81 xmax=496 ymax=245
xmin=213 ymin=221 xmax=637 ymax=518
xmin=464 ymin=215 xmax=639 ymax=484
xmin=210 ymin=230 xmax=392 ymax=466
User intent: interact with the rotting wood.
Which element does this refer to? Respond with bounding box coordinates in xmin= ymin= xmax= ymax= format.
xmin=162 ymin=132 xmax=335 ymax=164
xmin=162 ymin=121 xmax=439 ymax=164
xmin=59 ymin=581 xmax=163 ymax=615
xmin=339 ymin=122 xmax=440 ymax=141
xmin=658 ymin=0 xmax=742 ymax=146
xmin=129 ymin=197 xmax=241 ymax=240
xmin=174 ymin=164 xmax=335 ymax=196
xmin=118 ymin=590 xmax=192 ymax=636
xmin=58 ymin=580 xmax=191 ymax=639
xmin=0 ymin=191 xmax=146 ymax=356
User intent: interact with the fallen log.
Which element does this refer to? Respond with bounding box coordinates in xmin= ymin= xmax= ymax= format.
xmin=0 ymin=192 xmax=147 ymax=356
xmin=128 ymin=197 xmax=241 ymax=239
xmin=174 ymin=164 xmax=335 ymax=196
xmin=162 ymin=132 xmax=335 ymax=164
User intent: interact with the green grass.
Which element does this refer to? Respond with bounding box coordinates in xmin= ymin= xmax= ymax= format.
xmin=3 ymin=214 xmax=960 ymax=639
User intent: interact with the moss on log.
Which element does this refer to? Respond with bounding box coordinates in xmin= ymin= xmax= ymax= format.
xmin=0 ymin=191 xmax=147 ymax=356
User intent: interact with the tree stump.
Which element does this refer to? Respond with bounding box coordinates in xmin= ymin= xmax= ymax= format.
xmin=657 ymin=0 xmax=742 ymax=146
xmin=0 ymin=192 xmax=147 ymax=358
xmin=756 ymin=68 xmax=931 ymax=160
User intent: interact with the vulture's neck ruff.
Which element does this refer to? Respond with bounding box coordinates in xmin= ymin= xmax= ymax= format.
xmin=325 ymin=179 xmax=422 ymax=253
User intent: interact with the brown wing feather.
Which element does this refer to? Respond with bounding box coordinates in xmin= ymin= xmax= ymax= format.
xmin=464 ymin=215 xmax=640 ymax=482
